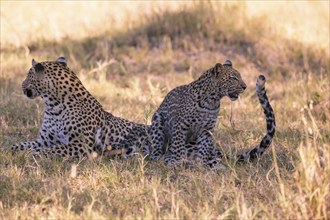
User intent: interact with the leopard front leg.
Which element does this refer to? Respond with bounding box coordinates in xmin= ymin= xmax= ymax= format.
xmin=43 ymin=130 xmax=98 ymax=159
xmin=12 ymin=128 xmax=95 ymax=159
xmin=164 ymin=125 xmax=187 ymax=166
xmin=191 ymin=130 xmax=225 ymax=170
xmin=12 ymin=121 xmax=62 ymax=154
xmin=39 ymin=142 xmax=92 ymax=159
xmin=12 ymin=140 xmax=92 ymax=159
xmin=149 ymin=112 xmax=166 ymax=160
xmin=12 ymin=139 xmax=48 ymax=153
xmin=34 ymin=132 xmax=95 ymax=159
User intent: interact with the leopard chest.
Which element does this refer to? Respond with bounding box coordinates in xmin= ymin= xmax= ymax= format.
xmin=41 ymin=113 xmax=69 ymax=144
xmin=41 ymin=102 xmax=81 ymax=144
xmin=190 ymin=109 xmax=219 ymax=133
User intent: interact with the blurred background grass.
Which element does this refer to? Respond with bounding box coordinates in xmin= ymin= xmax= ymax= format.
xmin=0 ymin=1 xmax=329 ymax=219
xmin=1 ymin=1 xmax=328 ymax=49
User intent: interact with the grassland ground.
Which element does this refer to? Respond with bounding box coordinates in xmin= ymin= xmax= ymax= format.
xmin=0 ymin=1 xmax=329 ymax=219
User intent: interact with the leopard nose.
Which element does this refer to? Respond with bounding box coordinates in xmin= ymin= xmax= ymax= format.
xmin=242 ymin=84 xmax=247 ymax=90
xmin=24 ymin=88 xmax=33 ymax=98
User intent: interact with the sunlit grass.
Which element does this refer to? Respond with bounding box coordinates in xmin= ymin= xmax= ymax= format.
xmin=0 ymin=1 xmax=329 ymax=219
xmin=1 ymin=1 xmax=328 ymax=50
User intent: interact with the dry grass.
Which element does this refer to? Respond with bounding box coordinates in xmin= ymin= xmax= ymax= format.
xmin=1 ymin=1 xmax=329 ymax=219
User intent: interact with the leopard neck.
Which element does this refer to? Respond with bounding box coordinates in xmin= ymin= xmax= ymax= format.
xmin=41 ymin=69 xmax=101 ymax=110
xmin=189 ymin=67 xmax=223 ymax=101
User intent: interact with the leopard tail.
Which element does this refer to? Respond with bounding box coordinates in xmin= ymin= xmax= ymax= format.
xmin=237 ymin=75 xmax=276 ymax=162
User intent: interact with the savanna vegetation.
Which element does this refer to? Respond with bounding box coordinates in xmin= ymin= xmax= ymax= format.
xmin=0 ymin=1 xmax=329 ymax=219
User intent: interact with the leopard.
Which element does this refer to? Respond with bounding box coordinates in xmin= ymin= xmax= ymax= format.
xmin=148 ymin=60 xmax=275 ymax=169
xmin=12 ymin=57 xmax=149 ymax=159
xmin=183 ymin=74 xmax=276 ymax=166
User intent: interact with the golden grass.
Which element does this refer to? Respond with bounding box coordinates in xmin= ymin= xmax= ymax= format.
xmin=1 ymin=1 xmax=329 ymax=219
xmin=245 ymin=1 xmax=329 ymax=49
xmin=0 ymin=1 xmax=186 ymax=48
xmin=1 ymin=1 xmax=328 ymax=50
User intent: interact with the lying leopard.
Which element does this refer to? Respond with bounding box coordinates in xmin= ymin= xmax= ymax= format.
xmin=148 ymin=60 xmax=275 ymax=168
xmin=12 ymin=57 xmax=149 ymax=159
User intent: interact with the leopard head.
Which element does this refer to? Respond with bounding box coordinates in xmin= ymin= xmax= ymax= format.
xmin=214 ymin=60 xmax=246 ymax=101
xmin=22 ymin=57 xmax=68 ymax=99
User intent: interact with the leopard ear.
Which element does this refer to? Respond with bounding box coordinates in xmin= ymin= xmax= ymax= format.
xmin=32 ymin=59 xmax=45 ymax=72
xmin=214 ymin=63 xmax=223 ymax=77
xmin=32 ymin=58 xmax=38 ymax=66
xmin=56 ymin=56 xmax=67 ymax=66
xmin=223 ymin=60 xmax=232 ymax=67
xmin=215 ymin=63 xmax=222 ymax=72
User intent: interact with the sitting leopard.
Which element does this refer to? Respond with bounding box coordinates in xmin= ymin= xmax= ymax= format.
xmin=12 ymin=57 xmax=149 ymax=159
xmin=148 ymin=60 xmax=275 ymax=168
xmin=184 ymin=74 xmax=276 ymax=166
